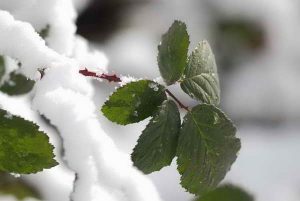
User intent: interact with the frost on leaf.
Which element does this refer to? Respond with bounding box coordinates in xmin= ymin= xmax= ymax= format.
xmin=177 ymin=104 xmax=240 ymax=195
xmin=0 ymin=109 xmax=58 ymax=174
xmin=181 ymin=41 xmax=220 ymax=105
xmin=101 ymin=80 xmax=167 ymax=125
xmin=132 ymin=100 xmax=181 ymax=174
xmin=158 ymin=20 xmax=190 ymax=85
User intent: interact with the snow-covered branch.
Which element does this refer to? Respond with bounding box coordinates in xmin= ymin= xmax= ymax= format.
xmin=0 ymin=1 xmax=162 ymax=201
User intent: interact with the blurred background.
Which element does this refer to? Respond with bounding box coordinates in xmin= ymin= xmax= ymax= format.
xmin=74 ymin=0 xmax=300 ymax=201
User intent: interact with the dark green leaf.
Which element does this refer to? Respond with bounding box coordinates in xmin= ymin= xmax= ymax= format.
xmin=158 ymin=20 xmax=190 ymax=85
xmin=0 ymin=71 xmax=35 ymax=95
xmin=102 ymin=80 xmax=167 ymax=125
xmin=197 ymin=184 xmax=253 ymax=201
xmin=181 ymin=41 xmax=220 ymax=105
xmin=177 ymin=104 xmax=240 ymax=195
xmin=0 ymin=109 xmax=58 ymax=174
xmin=0 ymin=172 xmax=41 ymax=200
xmin=0 ymin=56 xmax=5 ymax=81
xmin=132 ymin=100 xmax=181 ymax=174
xmin=38 ymin=25 xmax=50 ymax=39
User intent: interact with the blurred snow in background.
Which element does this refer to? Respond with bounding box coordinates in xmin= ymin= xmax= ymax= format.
xmin=77 ymin=0 xmax=300 ymax=201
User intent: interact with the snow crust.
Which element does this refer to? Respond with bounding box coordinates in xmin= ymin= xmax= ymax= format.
xmin=0 ymin=1 xmax=162 ymax=201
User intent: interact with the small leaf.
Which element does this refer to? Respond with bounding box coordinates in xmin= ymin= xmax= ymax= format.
xmin=197 ymin=184 xmax=253 ymax=201
xmin=38 ymin=25 xmax=50 ymax=39
xmin=132 ymin=100 xmax=181 ymax=174
xmin=0 ymin=109 xmax=58 ymax=174
xmin=0 ymin=56 xmax=5 ymax=81
xmin=181 ymin=41 xmax=220 ymax=105
xmin=0 ymin=172 xmax=41 ymax=200
xmin=0 ymin=71 xmax=35 ymax=95
xmin=177 ymin=104 xmax=240 ymax=195
xmin=102 ymin=80 xmax=167 ymax=125
xmin=158 ymin=20 xmax=190 ymax=85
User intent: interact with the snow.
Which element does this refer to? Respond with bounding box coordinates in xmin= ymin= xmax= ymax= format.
xmin=33 ymin=64 xmax=162 ymax=201
xmin=119 ymin=75 xmax=137 ymax=86
xmin=5 ymin=0 xmax=77 ymax=55
xmin=148 ymin=82 xmax=159 ymax=91
xmin=73 ymin=36 xmax=108 ymax=74
xmin=0 ymin=11 xmax=64 ymax=79
xmin=9 ymin=173 xmax=20 ymax=178
xmin=0 ymin=1 xmax=162 ymax=201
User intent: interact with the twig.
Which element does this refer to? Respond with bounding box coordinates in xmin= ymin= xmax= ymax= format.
xmin=165 ymin=89 xmax=190 ymax=112
xmin=79 ymin=68 xmax=121 ymax=82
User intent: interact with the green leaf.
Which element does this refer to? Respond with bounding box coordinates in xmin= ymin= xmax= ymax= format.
xmin=38 ymin=25 xmax=50 ymax=39
xmin=102 ymin=80 xmax=167 ymax=125
xmin=132 ymin=100 xmax=181 ymax=174
xmin=158 ymin=20 xmax=190 ymax=85
xmin=177 ymin=104 xmax=240 ymax=195
xmin=0 ymin=172 xmax=41 ymax=200
xmin=181 ymin=41 xmax=220 ymax=105
xmin=197 ymin=184 xmax=253 ymax=201
xmin=0 ymin=109 xmax=58 ymax=174
xmin=0 ymin=71 xmax=35 ymax=95
xmin=0 ymin=56 xmax=5 ymax=81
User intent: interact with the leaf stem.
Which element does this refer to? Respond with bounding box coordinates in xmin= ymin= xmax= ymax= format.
xmin=165 ymin=89 xmax=189 ymax=112
xmin=79 ymin=68 xmax=121 ymax=82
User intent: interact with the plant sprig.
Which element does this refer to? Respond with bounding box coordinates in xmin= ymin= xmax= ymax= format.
xmin=100 ymin=20 xmax=241 ymax=197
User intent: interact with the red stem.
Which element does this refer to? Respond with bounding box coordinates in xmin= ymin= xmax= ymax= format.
xmin=165 ymin=89 xmax=190 ymax=112
xmin=79 ymin=68 xmax=121 ymax=82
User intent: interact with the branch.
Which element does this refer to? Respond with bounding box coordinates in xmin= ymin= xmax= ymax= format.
xmin=79 ymin=68 xmax=121 ymax=82
xmin=165 ymin=89 xmax=189 ymax=112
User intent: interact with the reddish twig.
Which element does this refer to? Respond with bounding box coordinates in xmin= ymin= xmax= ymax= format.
xmin=79 ymin=68 xmax=121 ymax=82
xmin=165 ymin=89 xmax=190 ymax=112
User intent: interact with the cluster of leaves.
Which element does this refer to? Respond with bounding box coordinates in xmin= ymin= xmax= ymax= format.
xmin=102 ymin=20 xmax=241 ymax=196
